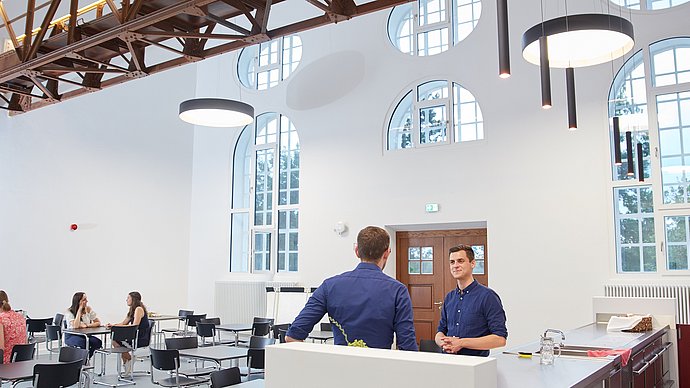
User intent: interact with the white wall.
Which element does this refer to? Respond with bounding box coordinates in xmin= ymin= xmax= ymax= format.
xmin=0 ymin=66 xmax=196 ymax=324
xmin=187 ymin=1 xmax=690 ymax=347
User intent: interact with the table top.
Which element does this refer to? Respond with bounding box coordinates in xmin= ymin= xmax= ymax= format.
xmin=0 ymin=360 xmax=59 ymax=380
xmin=235 ymin=380 xmax=264 ymax=387
xmin=178 ymin=346 xmax=248 ymax=362
xmin=216 ymin=324 xmax=253 ymax=332
xmin=64 ymin=326 xmax=111 ymax=335
xmin=149 ymin=314 xmax=181 ymax=321
xmin=308 ymin=330 xmax=334 ymax=340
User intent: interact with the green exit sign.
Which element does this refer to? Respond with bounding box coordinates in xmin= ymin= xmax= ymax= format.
xmin=425 ymin=203 xmax=439 ymax=213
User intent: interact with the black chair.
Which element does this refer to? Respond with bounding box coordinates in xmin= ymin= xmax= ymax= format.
xmin=149 ymin=348 xmax=208 ymax=387
xmin=320 ymin=322 xmax=332 ymax=332
xmin=237 ymin=322 xmax=271 ymax=346
xmin=240 ymin=336 xmax=275 ymax=380
xmin=59 ymin=346 xmax=91 ymax=386
xmin=45 ymin=324 xmax=62 ymax=358
xmin=252 ymin=317 xmax=274 ymax=325
xmin=196 ymin=322 xmax=217 ymax=346
xmin=26 ymin=317 xmax=53 ymax=356
xmin=132 ymin=320 xmax=156 ymax=376
xmin=271 ymin=324 xmax=290 ymax=341
xmin=164 ymin=337 xmax=215 ymax=378
xmin=420 ymin=339 xmax=443 ymax=353
xmin=11 ymin=343 xmax=36 ymax=362
xmin=199 ymin=318 xmax=232 ymax=345
xmin=278 ymin=329 xmax=288 ymax=343
xmin=161 ymin=310 xmax=194 ymax=337
xmin=175 ymin=314 xmax=206 ymax=337
xmin=209 ymin=367 xmax=241 ymax=387
xmin=32 ymin=359 xmax=83 ymax=388
xmin=94 ymin=325 xmax=139 ymax=385
xmin=53 ymin=313 xmax=65 ymax=329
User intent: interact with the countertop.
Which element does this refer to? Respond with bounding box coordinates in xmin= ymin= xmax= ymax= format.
xmin=497 ymin=323 xmax=669 ymax=388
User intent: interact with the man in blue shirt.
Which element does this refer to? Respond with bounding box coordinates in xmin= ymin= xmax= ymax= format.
xmin=286 ymin=226 xmax=418 ymax=351
xmin=435 ymin=245 xmax=507 ymax=356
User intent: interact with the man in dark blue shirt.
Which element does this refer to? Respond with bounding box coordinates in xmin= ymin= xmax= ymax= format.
xmin=286 ymin=226 xmax=418 ymax=351
xmin=435 ymin=245 xmax=507 ymax=356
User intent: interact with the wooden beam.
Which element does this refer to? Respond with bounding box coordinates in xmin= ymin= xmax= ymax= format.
xmin=104 ymin=0 xmax=122 ymax=23
xmin=124 ymin=39 xmax=146 ymax=72
xmin=25 ymin=0 xmax=62 ymax=61
xmin=26 ymin=72 xmax=58 ymax=99
xmin=23 ymin=0 xmax=36 ymax=57
xmin=67 ymin=0 xmax=78 ymax=44
xmin=127 ymin=0 xmax=144 ymax=21
xmin=330 ymin=0 xmax=356 ymax=17
xmin=139 ymin=30 xmax=245 ymax=40
xmin=0 ymin=1 xmax=19 ymax=49
xmin=305 ymin=0 xmax=329 ymax=13
xmin=218 ymin=0 xmax=260 ymax=30
xmin=261 ymin=0 xmax=272 ymax=33
xmin=205 ymin=13 xmax=250 ymax=35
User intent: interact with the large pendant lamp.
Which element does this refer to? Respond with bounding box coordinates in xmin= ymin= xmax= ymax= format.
xmin=522 ymin=11 xmax=634 ymax=129
xmin=179 ymin=98 xmax=254 ymax=127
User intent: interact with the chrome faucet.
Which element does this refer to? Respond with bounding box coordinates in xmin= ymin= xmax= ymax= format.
xmin=542 ymin=329 xmax=566 ymax=347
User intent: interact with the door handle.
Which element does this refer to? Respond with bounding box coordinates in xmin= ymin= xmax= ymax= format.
xmin=434 ymin=301 xmax=443 ymax=310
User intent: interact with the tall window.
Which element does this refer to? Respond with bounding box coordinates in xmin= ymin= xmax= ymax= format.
xmin=611 ymin=0 xmax=690 ymax=9
xmin=231 ymin=112 xmax=300 ymax=273
xmin=387 ymin=0 xmax=481 ymax=56
xmin=237 ymin=35 xmax=303 ymax=90
xmin=388 ymin=80 xmax=483 ymax=150
xmin=610 ymin=37 xmax=690 ymax=273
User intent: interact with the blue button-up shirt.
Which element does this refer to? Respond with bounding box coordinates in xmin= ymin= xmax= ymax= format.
xmin=437 ymin=280 xmax=507 ymax=357
xmin=286 ymin=262 xmax=418 ymax=351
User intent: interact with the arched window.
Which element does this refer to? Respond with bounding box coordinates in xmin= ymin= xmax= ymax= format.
xmin=387 ymin=0 xmax=481 ymax=56
xmin=610 ymin=0 xmax=690 ymax=10
xmin=388 ymin=80 xmax=483 ymax=150
xmin=231 ymin=112 xmax=300 ymax=273
xmin=609 ymin=37 xmax=690 ymax=274
xmin=237 ymin=35 xmax=303 ymax=90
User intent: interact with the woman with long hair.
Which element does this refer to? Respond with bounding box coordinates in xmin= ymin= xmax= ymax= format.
xmin=0 ymin=290 xmax=27 ymax=363
xmin=64 ymin=292 xmax=103 ymax=357
xmin=106 ymin=291 xmax=150 ymax=375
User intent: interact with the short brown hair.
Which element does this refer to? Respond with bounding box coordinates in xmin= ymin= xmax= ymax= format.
xmin=357 ymin=226 xmax=390 ymax=262
xmin=449 ymin=245 xmax=475 ymax=261
xmin=0 ymin=290 xmax=11 ymax=312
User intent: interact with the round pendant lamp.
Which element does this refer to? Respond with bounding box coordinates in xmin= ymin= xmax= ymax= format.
xmin=179 ymin=98 xmax=254 ymax=127
xmin=522 ymin=14 xmax=634 ymax=68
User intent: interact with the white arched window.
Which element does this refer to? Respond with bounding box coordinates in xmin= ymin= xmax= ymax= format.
xmin=611 ymin=0 xmax=690 ymax=10
xmin=237 ymin=35 xmax=303 ymax=90
xmin=609 ymin=37 xmax=690 ymax=274
xmin=231 ymin=112 xmax=300 ymax=273
xmin=387 ymin=0 xmax=481 ymax=56
xmin=388 ymin=80 xmax=483 ymax=150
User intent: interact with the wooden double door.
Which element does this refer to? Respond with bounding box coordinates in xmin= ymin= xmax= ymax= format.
xmin=396 ymin=229 xmax=488 ymax=344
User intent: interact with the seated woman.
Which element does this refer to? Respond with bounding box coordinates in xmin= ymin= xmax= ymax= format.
xmin=0 ymin=290 xmax=28 ymax=363
xmin=106 ymin=291 xmax=150 ymax=375
xmin=64 ymin=292 xmax=103 ymax=357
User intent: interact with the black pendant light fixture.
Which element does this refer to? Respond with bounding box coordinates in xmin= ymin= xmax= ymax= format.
xmin=496 ymin=0 xmax=511 ymax=78
xmin=613 ymin=117 xmax=622 ymax=165
xmin=179 ymin=98 xmax=254 ymax=128
xmin=540 ymin=36 xmax=551 ymax=109
xmin=566 ymin=67 xmax=576 ymax=129
xmin=637 ymin=142 xmax=644 ymax=182
xmin=625 ymin=131 xmax=634 ymax=177
xmin=522 ymin=1 xmax=635 ymax=129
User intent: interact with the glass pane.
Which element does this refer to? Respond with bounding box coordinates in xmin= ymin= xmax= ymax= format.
xmin=454 ymin=83 xmax=484 ymax=143
xmin=642 ymin=218 xmax=656 ymax=243
xmin=642 ymin=246 xmax=657 ymax=272
xmin=388 ymin=91 xmax=414 ymax=150
xmin=668 ymin=245 xmax=688 ymax=270
xmin=232 ymin=127 xmax=252 ymax=209
xmin=617 ymin=188 xmax=639 ymax=214
xmin=408 ymin=261 xmax=421 ymax=274
xmin=666 ymin=216 xmax=686 ymax=242
xmin=254 ymin=232 xmax=271 ymax=271
xmin=620 ymin=219 xmax=640 ymax=244
xmin=277 ymin=210 xmax=299 ymax=273
xmin=421 ymin=247 xmax=433 ymax=260
xmin=472 ymin=245 xmax=485 ymax=260
xmin=408 ymin=247 xmax=421 ymax=261
xmin=254 ymin=148 xmax=274 ymax=226
xmin=473 ymin=260 xmax=485 ymax=274
xmin=419 ymin=105 xmax=447 ymax=144
xmin=621 ymin=247 xmax=641 ymax=272
xmin=421 ymin=261 xmax=433 ymax=274
xmin=418 ymin=81 xmax=448 ymax=101
xmin=230 ymin=213 xmax=250 ymax=272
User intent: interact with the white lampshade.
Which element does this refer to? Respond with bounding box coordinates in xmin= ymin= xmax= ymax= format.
xmin=522 ymin=14 xmax=634 ymax=68
xmin=179 ymin=98 xmax=254 ymax=127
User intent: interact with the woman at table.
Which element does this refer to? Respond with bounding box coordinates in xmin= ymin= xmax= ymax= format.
xmin=106 ymin=291 xmax=150 ymax=374
xmin=0 ymin=290 xmax=28 ymax=364
xmin=65 ymin=291 xmax=103 ymax=357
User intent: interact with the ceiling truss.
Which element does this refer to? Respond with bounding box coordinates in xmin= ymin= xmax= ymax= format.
xmin=0 ymin=0 xmax=412 ymax=113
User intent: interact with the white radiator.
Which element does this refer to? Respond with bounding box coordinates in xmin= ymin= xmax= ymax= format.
xmin=604 ymin=284 xmax=690 ymax=324
xmin=215 ymin=281 xmax=298 ymax=324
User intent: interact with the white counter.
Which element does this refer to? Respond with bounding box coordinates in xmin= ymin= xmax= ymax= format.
xmin=264 ymin=342 xmax=496 ymax=388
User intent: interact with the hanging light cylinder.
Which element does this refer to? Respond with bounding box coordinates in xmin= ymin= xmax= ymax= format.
xmin=496 ymin=0 xmax=511 ymax=78
xmin=613 ymin=117 xmax=622 ymax=165
xmin=625 ymin=131 xmax=634 ymax=176
xmin=566 ymin=67 xmax=576 ymax=130
xmin=539 ymin=36 xmax=551 ymax=109
xmin=637 ymin=142 xmax=644 ymax=182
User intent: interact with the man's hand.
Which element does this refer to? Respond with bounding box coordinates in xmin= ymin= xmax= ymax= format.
xmin=441 ymin=336 xmax=464 ymax=354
